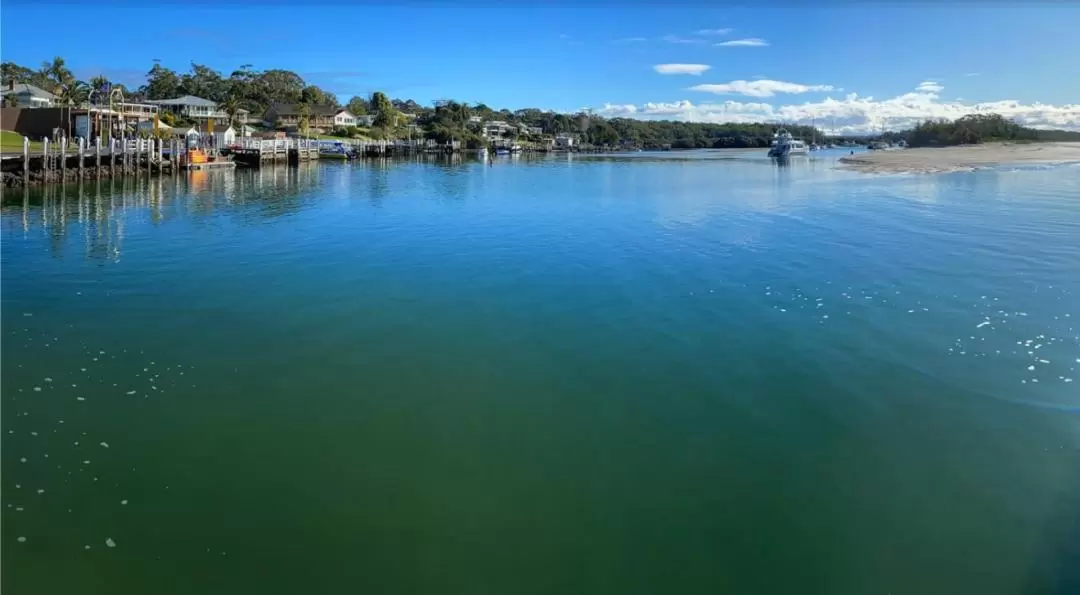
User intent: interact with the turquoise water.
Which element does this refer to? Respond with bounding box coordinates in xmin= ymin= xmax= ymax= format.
xmin=3 ymin=151 xmax=1080 ymax=594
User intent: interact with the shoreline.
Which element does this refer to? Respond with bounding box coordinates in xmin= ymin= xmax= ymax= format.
xmin=837 ymin=142 xmax=1080 ymax=174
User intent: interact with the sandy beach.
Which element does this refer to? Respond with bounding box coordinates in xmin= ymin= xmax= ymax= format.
xmin=837 ymin=142 xmax=1080 ymax=174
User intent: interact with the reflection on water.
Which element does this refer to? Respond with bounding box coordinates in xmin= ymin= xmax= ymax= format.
xmin=1 ymin=164 xmax=324 ymax=262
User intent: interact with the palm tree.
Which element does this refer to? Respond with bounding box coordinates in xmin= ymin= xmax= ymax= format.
xmin=221 ymin=94 xmax=241 ymax=129
xmin=88 ymin=75 xmax=110 ymax=103
xmin=56 ymin=81 xmax=89 ymax=139
xmin=42 ymin=56 xmax=73 ymax=93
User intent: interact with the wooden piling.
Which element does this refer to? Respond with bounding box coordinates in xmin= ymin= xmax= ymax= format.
xmin=23 ymin=137 xmax=29 ymax=184
xmin=78 ymin=138 xmax=85 ymax=180
xmin=60 ymin=137 xmax=67 ymax=178
xmin=95 ymin=138 xmax=101 ymax=170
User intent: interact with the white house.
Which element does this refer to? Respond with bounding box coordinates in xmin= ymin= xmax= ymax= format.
xmin=555 ymin=133 xmax=576 ymax=149
xmin=356 ymin=114 xmax=376 ymax=127
xmin=198 ymin=122 xmax=236 ymax=147
xmin=145 ymin=95 xmax=246 ymax=124
xmin=482 ymin=120 xmax=515 ymax=140
xmin=333 ymin=109 xmax=357 ymax=127
xmin=0 ymin=82 xmax=56 ymax=108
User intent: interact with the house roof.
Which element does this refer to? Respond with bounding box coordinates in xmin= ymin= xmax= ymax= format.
xmin=146 ymin=95 xmax=217 ymax=107
xmin=0 ymin=83 xmax=57 ymax=100
xmin=268 ymin=103 xmax=340 ymax=117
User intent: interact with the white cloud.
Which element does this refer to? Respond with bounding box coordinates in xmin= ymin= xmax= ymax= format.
xmin=964 ymin=72 xmax=981 ymax=77
xmin=688 ymin=79 xmax=835 ymax=97
xmin=593 ymin=82 xmax=1080 ymax=134
xmin=661 ymin=35 xmax=708 ymax=45
xmin=916 ymin=81 xmax=944 ymax=93
xmin=614 ymin=37 xmax=648 ymax=43
xmin=654 ymin=64 xmax=712 ymax=76
xmin=716 ymin=38 xmax=768 ymax=47
xmin=697 ymin=28 xmax=733 ymax=35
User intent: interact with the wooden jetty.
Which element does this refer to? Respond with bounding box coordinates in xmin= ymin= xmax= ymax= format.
xmin=229 ymin=138 xmax=320 ymax=167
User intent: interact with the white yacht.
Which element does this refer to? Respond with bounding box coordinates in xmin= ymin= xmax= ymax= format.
xmin=767 ymin=128 xmax=809 ymax=158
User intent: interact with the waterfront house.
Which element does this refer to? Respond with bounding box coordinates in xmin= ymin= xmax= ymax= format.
xmin=555 ymin=133 xmax=576 ymax=149
xmin=482 ymin=120 xmax=515 ymax=140
xmin=518 ymin=124 xmax=543 ymax=136
xmin=356 ymin=114 xmax=376 ymax=127
xmin=333 ymin=109 xmax=358 ymax=128
xmin=263 ymin=103 xmax=344 ymax=131
xmin=1 ymin=82 xmax=57 ymax=108
xmin=145 ymin=95 xmax=242 ymax=125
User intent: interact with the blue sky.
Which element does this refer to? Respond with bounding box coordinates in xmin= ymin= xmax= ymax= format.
xmin=3 ymin=2 xmax=1079 ymax=132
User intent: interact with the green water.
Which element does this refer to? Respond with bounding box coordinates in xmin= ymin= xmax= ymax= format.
xmin=3 ymin=152 xmax=1080 ymax=594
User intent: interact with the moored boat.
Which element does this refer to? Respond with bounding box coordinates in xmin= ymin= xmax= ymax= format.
xmin=768 ymin=128 xmax=809 ymax=158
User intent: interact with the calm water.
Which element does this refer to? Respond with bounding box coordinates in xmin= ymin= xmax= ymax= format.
xmin=3 ymin=151 xmax=1080 ymax=595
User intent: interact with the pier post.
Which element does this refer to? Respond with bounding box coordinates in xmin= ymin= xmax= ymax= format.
xmin=23 ymin=136 xmax=29 ymax=184
xmin=95 ymin=137 xmax=101 ymax=170
xmin=109 ymin=139 xmax=116 ymax=175
xmin=42 ymin=138 xmax=50 ymax=179
xmin=78 ymin=138 xmax=85 ymax=180
xmin=60 ymin=137 xmax=68 ymax=179
xmin=157 ymin=138 xmax=163 ymax=169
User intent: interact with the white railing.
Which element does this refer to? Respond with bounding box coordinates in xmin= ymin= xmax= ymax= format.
xmin=235 ymin=138 xmax=322 ymax=151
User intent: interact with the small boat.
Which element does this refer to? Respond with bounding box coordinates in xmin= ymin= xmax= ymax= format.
xmin=319 ymin=142 xmax=354 ymax=160
xmin=181 ymin=148 xmax=236 ymax=170
xmin=494 ymin=148 xmax=510 ymax=156
xmin=476 ymin=147 xmax=488 ymax=158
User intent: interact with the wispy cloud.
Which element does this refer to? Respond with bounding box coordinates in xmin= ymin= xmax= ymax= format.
xmin=697 ymin=28 xmax=733 ymax=35
xmin=558 ymin=33 xmax=570 ymax=40
xmin=716 ymin=38 xmax=769 ymax=47
xmin=688 ymin=79 xmax=834 ymax=97
xmin=963 ymin=72 xmax=981 ymax=77
xmin=916 ymin=81 xmax=944 ymax=93
xmin=654 ymin=64 xmax=712 ymax=76
xmin=661 ymin=35 xmax=708 ymax=45
xmin=614 ymin=37 xmax=648 ymax=43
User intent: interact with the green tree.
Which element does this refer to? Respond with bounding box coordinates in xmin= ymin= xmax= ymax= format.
xmin=180 ymin=62 xmax=227 ymax=100
xmin=346 ymin=95 xmax=369 ymax=115
xmin=298 ymin=103 xmax=311 ymax=137
xmin=371 ymin=91 xmax=397 ymax=128
xmin=301 ymin=85 xmax=338 ymax=107
xmin=42 ymin=56 xmax=73 ymax=93
xmin=221 ymin=94 xmax=242 ymax=128
xmin=141 ymin=63 xmax=181 ymax=99
xmin=87 ymin=75 xmax=111 ymax=103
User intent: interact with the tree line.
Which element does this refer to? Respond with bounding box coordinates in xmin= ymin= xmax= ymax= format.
xmin=3 ymin=57 xmax=1078 ymax=148
xmin=905 ymin=113 xmax=1080 ymax=147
